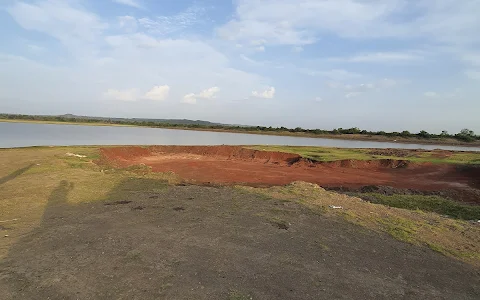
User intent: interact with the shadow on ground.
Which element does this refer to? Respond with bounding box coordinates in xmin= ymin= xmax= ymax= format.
xmin=0 ymin=178 xmax=479 ymax=300
xmin=0 ymin=164 xmax=34 ymax=186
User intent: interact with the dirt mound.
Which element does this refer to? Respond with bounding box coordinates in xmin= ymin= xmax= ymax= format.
xmin=101 ymin=146 xmax=301 ymax=166
xmin=150 ymin=145 xmax=302 ymax=163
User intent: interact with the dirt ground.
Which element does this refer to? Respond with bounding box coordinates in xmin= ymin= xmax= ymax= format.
xmin=1 ymin=181 xmax=479 ymax=300
xmin=99 ymin=146 xmax=480 ymax=204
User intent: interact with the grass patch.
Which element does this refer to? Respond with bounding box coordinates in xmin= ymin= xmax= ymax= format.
xmin=228 ymin=290 xmax=253 ymax=300
xmin=357 ymin=193 xmax=480 ymax=220
xmin=248 ymin=146 xmax=480 ymax=164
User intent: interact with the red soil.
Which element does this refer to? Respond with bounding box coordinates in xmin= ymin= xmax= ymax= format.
xmin=99 ymin=146 xmax=480 ymax=203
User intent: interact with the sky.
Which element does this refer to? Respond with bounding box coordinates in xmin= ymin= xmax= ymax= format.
xmin=0 ymin=0 xmax=479 ymax=133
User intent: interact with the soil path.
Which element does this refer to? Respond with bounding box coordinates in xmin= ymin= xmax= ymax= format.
xmin=1 ymin=182 xmax=478 ymax=299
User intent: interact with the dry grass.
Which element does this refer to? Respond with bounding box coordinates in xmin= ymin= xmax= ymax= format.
xmin=0 ymin=146 xmax=178 ymax=259
xmin=237 ymin=182 xmax=480 ymax=266
xmin=248 ymin=145 xmax=480 ymax=164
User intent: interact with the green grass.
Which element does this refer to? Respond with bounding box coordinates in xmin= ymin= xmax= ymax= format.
xmin=248 ymin=145 xmax=480 ymax=164
xmin=357 ymin=193 xmax=480 ymax=220
xmin=228 ymin=290 xmax=253 ymax=300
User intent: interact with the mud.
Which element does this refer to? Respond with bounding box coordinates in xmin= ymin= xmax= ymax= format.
xmin=99 ymin=146 xmax=480 ymax=204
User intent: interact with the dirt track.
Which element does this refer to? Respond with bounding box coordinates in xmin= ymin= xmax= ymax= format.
xmin=1 ymin=182 xmax=479 ymax=299
xmin=100 ymin=146 xmax=480 ymax=204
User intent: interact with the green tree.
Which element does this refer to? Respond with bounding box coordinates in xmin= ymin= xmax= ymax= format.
xmin=418 ymin=130 xmax=431 ymax=138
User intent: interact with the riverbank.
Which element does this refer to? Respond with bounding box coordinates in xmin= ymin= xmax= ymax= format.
xmin=1 ymin=118 xmax=479 ymax=147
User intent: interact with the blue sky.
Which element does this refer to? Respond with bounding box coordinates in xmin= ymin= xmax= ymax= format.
xmin=0 ymin=0 xmax=479 ymax=133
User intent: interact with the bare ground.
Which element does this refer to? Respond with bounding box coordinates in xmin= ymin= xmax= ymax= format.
xmin=99 ymin=146 xmax=480 ymax=204
xmin=1 ymin=179 xmax=479 ymax=300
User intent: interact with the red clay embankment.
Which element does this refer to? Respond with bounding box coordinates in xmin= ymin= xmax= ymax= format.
xmin=99 ymin=146 xmax=480 ymax=203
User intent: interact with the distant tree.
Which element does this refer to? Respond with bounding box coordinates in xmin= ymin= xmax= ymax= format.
xmin=459 ymin=128 xmax=475 ymax=137
xmin=455 ymin=129 xmax=476 ymax=142
xmin=440 ymin=130 xmax=449 ymax=136
xmin=418 ymin=130 xmax=431 ymax=138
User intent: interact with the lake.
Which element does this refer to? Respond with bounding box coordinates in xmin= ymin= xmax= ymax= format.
xmin=1 ymin=122 xmax=479 ymax=151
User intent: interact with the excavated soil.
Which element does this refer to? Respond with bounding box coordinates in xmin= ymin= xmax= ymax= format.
xmin=99 ymin=146 xmax=480 ymax=204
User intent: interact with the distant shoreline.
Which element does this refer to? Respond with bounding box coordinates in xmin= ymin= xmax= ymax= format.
xmin=2 ymin=118 xmax=480 ymax=148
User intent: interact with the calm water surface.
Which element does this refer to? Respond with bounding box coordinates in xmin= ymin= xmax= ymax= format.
xmin=1 ymin=122 xmax=479 ymax=151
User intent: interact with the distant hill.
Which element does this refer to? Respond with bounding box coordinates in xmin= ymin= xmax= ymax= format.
xmin=58 ymin=114 xmax=225 ymax=126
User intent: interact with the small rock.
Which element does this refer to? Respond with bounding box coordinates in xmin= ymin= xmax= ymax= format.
xmin=4 ymin=235 xmax=9 ymax=237
xmin=329 ymin=205 xmax=343 ymax=209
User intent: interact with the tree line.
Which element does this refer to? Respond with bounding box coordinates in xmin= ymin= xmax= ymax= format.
xmin=1 ymin=113 xmax=478 ymax=143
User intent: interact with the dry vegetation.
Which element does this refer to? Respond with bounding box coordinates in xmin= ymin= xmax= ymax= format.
xmin=248 ymin=145 xmax=480 ymax=164
xmin=237 ymin=182 xmax=480 ymax=266
xmin=0 ymin=146 xmax=178 ymax=259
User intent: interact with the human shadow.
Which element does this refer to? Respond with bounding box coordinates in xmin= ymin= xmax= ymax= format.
xmin=0 ymin=177 xmax=169 ymax=300
xmin=41 ymin=180 xmax=74 ymax=222
xmin=0 ymin=164 xmax=34 ymax=186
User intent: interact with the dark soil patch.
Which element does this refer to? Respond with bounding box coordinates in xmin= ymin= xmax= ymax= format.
xmin=368 ymin=148 xmax=417 ymax=157
xmin=104 ymin=200 xmax=132 ymax=206
xmin=0 ymin=183 xmax=479 ymax=299
xmin=173 ymin=206 xmax=185 ymax=211
xmin=132 ymin=206 xmax=145 ymax=211
xmin=0 ymin=225 xmax=11 ymax=231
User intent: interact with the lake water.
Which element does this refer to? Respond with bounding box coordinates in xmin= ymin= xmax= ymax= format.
xmin=1 ymin=122 xmax=479 ymax=151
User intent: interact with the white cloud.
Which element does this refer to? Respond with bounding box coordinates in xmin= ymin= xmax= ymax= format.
xmin=217 ymin=0 xmax=480 ymax=53
xmin=423 ymin=90 xmax=460 ymax=98
xmin=378 ymin=78 xmax=398 ymax=88
xmin=328 ymin=79 xmax=398 ymax=91
xmin=292 ymin=46 xmax=304 ymax=53
xmin=424 ymin=91 xmax=438 ymax=98
xmin=8 ymin=1 xmax=106 ymax=45
xmin=182 ymin=87 xmax=220 ymax=104
xmin=182 ymin=93 xmax=197 ymax=104
xmin=27 ymin=44 xmax=45 ymax=53
xmin=112 ymin=0 xmax=142 ymax=9
xmin=104 ymin=88 xmax=138 ymax=101
xmin=463 ymin=54 xmax=480 ymax=66
xmin=329 ymin=52 xmax=424 ymax=63
xmin=118 ymin=16 xmax=138 ymax=32
xmin=314 ymin=97 xmax=322 ymax=102
xmin=345 ymin=92 xmax=362 ymax=99
xmin=197 ymin=87 xmax=220 ymax=99
xmin=328 ymin=78 xmax=399 ymax=98
xmin=301 ymin=68 xmax=362 ymax=81
xmin=144 ymin=85 xmax=170 ymax=101
xmin=465 ymin=70 xmax=480 ymax=80
xmin=138 ymin=5 xmax=204 ymax=35
xmin=252 ymin=87 xmax=276 ymax=99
